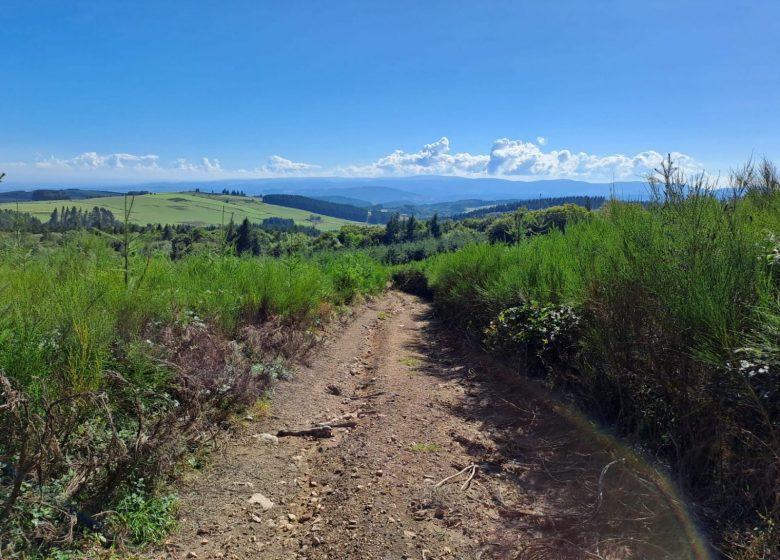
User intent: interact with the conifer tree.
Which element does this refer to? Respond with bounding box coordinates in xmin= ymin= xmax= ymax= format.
xmin=429 ymin=213 xmax=441 ymax=239
xmin=235 ymin=217 xmax=253 ymax=255
xmin=405 ymin=215 xmax=417 ymax=241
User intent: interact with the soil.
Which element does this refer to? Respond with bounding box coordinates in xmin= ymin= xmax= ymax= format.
xmin=149 ymin=292 xmax=708 ymax=560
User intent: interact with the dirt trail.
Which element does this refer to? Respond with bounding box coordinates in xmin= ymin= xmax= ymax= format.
xmin=154 ymin=292 xmax=708 ymax=560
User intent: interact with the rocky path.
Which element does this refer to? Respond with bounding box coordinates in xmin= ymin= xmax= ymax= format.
xmin=153 ymin=292 xmax=709 ymax=560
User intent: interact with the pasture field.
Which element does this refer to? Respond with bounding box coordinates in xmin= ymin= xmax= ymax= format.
xmin=0 ymin=191 xmax=361 ymax=230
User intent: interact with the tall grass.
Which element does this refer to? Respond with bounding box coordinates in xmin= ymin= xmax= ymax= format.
xmin=0 ymin=233 xmax=387 ymax=556
xmin=424 ymin=173 xmax=780 ymax=556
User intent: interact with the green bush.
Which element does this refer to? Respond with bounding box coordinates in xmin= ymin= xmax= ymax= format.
xmin=391 ymin=268 xmax=432 ymax=297
xmin=0 ymin=234 xmax=389 ymax=557
xmin=423 ymin=177 xmax=780 ymax=555
xmin=484 ymin=300 xmax=580 ymax=372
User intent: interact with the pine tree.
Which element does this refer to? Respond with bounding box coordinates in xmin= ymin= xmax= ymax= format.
xmin=384 ymin=213 xmax=401 ymax=244
xmin=429 ymin=213 xmax=441 ymax=239
xmin=235 ymin=218 xmax=253 ymax=255
xmin=49 ymin=208 xmax=59 ymax=228
xmin=405 ymin=215 xmax=417 ymax=241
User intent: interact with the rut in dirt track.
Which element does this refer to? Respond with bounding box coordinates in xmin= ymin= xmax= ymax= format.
xmin=154 ymin=291 xmax=707 ymax=560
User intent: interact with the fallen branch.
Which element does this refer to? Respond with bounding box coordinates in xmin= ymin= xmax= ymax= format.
xmin=314 ymin=421 xmax=358 ymax=429
xmin=460 ymin=464 xmax=478 ymax=490
xmin=434 ymin=463 xmax=478 ymax=490
xmin=276 ymin=426 xmax=333 ymax=439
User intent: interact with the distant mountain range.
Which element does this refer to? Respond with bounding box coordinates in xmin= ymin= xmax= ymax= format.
xmin=0 ymin=176 xmax=651 ymax=206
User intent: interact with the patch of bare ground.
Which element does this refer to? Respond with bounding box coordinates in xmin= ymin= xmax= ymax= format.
xmin=149 ymin=292 xmax=708 ymax=560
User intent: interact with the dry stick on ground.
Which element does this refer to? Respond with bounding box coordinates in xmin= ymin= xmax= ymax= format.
xmin=584 ymin=458 xmax=624 ymax=522
xmin=434 ymin=463 xmax=478 ymax=491
xmin=276 ymin=426 xmax=333 ymax=439
xmin=314 ymin=421 xmax=358 ymax=429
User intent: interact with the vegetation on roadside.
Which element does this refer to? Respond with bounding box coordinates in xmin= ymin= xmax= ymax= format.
xmin=421 ymin=157 xmax=780 ymax=558
xmin=0 ymin=229 xmax=387 ymax=557
xmin=3 ymin=156 xmax=780 ymax=558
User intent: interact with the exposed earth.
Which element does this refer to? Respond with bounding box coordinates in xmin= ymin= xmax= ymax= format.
xmin=150 ymin=292 xmax=708 ymax=560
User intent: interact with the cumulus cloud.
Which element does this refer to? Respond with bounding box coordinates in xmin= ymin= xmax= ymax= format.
xmin=34 ymin=152 xmax=160 ymax=170
xmin=340 ymin=137 xmax=488 ymax=177
xmin=2 ymin=140 xmax=702 ymax=184
xmin=261 ymin=155 xmax=321 ymax=174
xmin=342 ymin=137 xmax=701 ymax=181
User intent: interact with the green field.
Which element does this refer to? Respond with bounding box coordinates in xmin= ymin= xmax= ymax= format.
xmin=0 ymin=192 xmax=361 ymax=230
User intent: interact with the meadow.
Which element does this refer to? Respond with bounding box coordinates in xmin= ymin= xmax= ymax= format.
xmin=0 ymin=192 xmax=360 ymax=230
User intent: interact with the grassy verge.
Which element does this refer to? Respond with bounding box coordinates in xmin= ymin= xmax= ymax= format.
xmin=0 ymin=233 xmax=387 ymax=558
xmin=420 ymin=163 xmax=780 ymax=557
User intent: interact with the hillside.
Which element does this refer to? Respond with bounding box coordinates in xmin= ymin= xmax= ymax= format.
xmin=0 ymin=188 xmax=122 ymax=203
xmin=0 ymin=192 xmax=361 ymax=230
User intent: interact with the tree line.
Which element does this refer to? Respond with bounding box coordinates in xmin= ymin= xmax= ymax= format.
xmin=262 ymin=194 xmax=390 ymax=224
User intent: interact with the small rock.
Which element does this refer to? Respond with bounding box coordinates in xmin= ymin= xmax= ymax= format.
xmin=200 ymin=539 xmax=209 ymax=545
xmin=253 ymin=433 xmax=279 ymax=445
xmin=374 ymin=470 xmax=384 ymax=477
xmin=186 ymin=553 xmax=198 ymax=559
xmin=403 ymin=530 xmax=417 ymax=539
xmin=434 ymin=508 xmax=445 ymax=519
xmin=251 ymin=514 xmax=263 ymax=523
xmin=248 ymin=493 xmax=274 ymax=511
xmin=287 ymin=513 xmax=298 ymax=522
xmin=196 ymin=527 xmax=210 ymax=536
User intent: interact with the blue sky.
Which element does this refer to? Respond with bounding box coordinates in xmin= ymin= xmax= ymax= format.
xmin=1 ymin=0 xmax=778 ymax=185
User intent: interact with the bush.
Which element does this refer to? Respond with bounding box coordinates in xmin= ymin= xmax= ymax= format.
xmin=484 ymin=300 xmax=580 ymax=373
xmin=391 ymin=268 xmax=432 ymax=297
xmin=0 ymin=235 xmax=389 ymax=557
xmin=422 ymin=163 xmax=780 ymax=555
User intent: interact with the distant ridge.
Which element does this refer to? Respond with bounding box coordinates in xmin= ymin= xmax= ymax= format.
xmin=83 ymin=176 xmax=650 ymax=204
xmin=0 ymin=188 xmax=122 ymax=203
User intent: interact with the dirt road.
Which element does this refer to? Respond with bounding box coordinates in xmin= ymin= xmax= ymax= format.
xmin=155 ymin=292 xmax=709 ymax=560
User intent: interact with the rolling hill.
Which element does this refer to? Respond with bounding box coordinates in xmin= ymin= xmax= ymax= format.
xmin=0 ymin=192 xmax=362 ymax=230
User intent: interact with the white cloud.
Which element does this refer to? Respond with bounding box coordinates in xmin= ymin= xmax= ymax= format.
xmin=339 ymin=137 xmax=488 ymax=177
xmin=34 ymin=152 xmax=160 ymax=170
xmin=261 ymin=155 xmax=321 ymax=174
xmin=342 ymin=137 xmax=702 ymax=181
xmin=1 ymin=140 xmax=702 ymax=184
xmin=201 ymin=157 xmax=222 ymax=173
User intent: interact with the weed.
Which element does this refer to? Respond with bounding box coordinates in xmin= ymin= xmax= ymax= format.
xmin=110 ymin=481 xmax=177 ymax=546
xmin=410 ymin=442 xmax=444 ymax=453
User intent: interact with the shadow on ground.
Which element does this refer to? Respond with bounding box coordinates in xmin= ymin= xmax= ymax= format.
xmin=406 ymin=306 xmax=711 ymax=560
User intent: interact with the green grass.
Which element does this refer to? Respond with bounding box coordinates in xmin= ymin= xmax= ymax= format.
xmin=398 ymin=356 xmax=421 ymax=367
xmin=0 ymin=192 xmax=360 ymax=230
xmin=0 ymin=234 xmax=389 ymax=557
xmin=422 ymin=191 xmax=780 ymax=556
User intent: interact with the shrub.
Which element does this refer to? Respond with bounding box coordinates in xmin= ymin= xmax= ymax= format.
xmin=484 ymin=300 xmax=580 ymax=374
xmin=391 ymin=268 xmax=432 ymax=297
xmin=422 ymin=160 xmax=780 ymax=556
